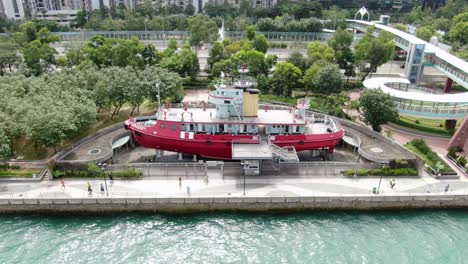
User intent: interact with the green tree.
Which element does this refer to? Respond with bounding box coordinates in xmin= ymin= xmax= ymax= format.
xmin=416 ymin=26 xmax=435 ymax=41
xmin=307 ymin=42 xmax=333 ymax=64
xmin=328 ymin=28 xmax=355 ymax=81
xmin=256 ymin=74 xmax=270 ymax=94
xmin=252 ymin=34 xmax=269 ymax=53
xmin=392 ymin=23 xmax=407 ymax=32
xmin=245 ymin=25 xmax=256 ymax=40
xmin=0 ymin=128 xmax=11 ymax=158
xmin=359 ymin=89 xmax=399 ymax=132
xmin=270 ymin=62 xmax=302 ymax=97
xmin=0 ymin=39 xmax=20 ymax=75
xmin=449 ymin=21 xmax=468 ymax=45
xmin=324 ymin=93 xmax=349 ymax=117
xmin=303 ymin=63 xmax=321 ymax=93
xmin=178 ymin=45 xmax=200 ymax=79
xmin=355 ymin=27 xmax=394 ymax=81
xmin=184 ymin=3 xmax=195 ymax=16
xmin=312 ymin=63 xmax=343 ymax=94
xmin=188 ymin=14 xmax=218 ymax=48
xmin=234 ymin=49 xmax=271 ymax=76
xmin=207 ymin=41 xmax=226 ymax=70
xmin=22 ymin=39 xmax=57 ymax=76
xmin=287 ymin=51 xmax=308 ymax=72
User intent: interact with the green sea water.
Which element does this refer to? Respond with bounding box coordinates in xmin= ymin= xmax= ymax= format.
xmin=1 ymin=211 xmax=468 ymax=264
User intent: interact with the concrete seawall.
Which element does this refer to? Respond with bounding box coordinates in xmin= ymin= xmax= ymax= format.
xmin=1 ymin=194 xmax=468 ymax=214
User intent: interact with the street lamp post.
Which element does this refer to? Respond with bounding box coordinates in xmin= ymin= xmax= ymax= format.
xmin=243 ymin=173 xmax=246 ymax=196
xmin=376 ymin=174 xmax=383 ymax=194
xmin=144 ymin=19 xmax=148 ymax=41
xmin=98 ymin=162 xmax=109 ymax=196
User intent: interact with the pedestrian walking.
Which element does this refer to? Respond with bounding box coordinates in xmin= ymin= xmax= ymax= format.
xmin=186 ymin=186 xmax=191 ymax=196
xmin=60 ymin=178 xmax=66 ymax=191
xmin=204 ymin=175 xmax=209 ymax=184
xmin=390 ymin=178 xmax=396 ymax=189
xmin=445 ymin=184 xmax=450 ymax=192
xmin=109 ymin=173 xmax=114 ymax=186
xmin=353 ymin=171 xmax=358 ymax=180
xmin=179 ymin=176 xmax=182 ymax=187
xmin=87 ymin=182 xmax=92 ymax=196
xmin=100 ymin=183 xmax=105 ymax=195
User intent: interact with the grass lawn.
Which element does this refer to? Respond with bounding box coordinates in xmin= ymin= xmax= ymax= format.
xmin=395 ymin=116 xmax=458 ymax=136
xmin=400 ymin=116 xmax=461 ymax=129
xmin=404 ymin=143 xmax=453 ymax=173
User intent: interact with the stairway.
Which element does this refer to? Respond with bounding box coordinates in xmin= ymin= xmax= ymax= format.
xmin=269 ymin=143 xmax=299 ymax=163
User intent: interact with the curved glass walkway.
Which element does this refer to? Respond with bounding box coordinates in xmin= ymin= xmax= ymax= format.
xmin=363 ymin=78 xmax=468 ymax=119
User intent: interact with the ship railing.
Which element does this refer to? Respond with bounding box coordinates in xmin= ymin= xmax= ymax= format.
xmin=160 ymin=102 xmax=216 ymax=110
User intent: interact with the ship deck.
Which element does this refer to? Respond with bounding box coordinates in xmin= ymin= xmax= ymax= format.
xmin=160 ymin=107 xmax=307 ymax=125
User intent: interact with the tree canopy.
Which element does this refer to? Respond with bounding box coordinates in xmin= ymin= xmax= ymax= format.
xmin=270 ymin=62 xmax=302 ymax=97
xmin=355 ymin=26 xmax=394 ymax=81
xmin=359 ymin=89 xmax=399 ymax=132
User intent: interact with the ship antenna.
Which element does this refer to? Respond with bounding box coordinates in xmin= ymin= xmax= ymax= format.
xmin=220 ymin=71 xmax=225 ymax=86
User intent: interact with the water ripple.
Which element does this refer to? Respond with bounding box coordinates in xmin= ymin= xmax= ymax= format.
xmin=1 ymin=211 xmax=468 ymax=264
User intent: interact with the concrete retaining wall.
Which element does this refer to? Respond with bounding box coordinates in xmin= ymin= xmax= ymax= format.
xmin=1 ymin=194 xmax=468 ymax=214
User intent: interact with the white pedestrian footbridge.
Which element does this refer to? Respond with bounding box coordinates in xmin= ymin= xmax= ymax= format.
xmin=348 ymin=19 xmax=468 ymax=88
xmin=363 ymin=78 xmax=468 ymax=119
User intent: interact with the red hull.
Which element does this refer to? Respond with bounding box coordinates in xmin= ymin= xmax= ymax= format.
xmin=127 ymin=120 xmax=344 ymax=160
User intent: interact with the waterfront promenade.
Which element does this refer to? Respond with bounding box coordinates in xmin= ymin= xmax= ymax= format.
xmin=1 ymin=174 xmax=467 ymax=199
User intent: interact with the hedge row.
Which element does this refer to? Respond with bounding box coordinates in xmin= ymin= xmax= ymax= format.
xmin=406 ymin=139 xmax=453 ymax=173
xmin=343 ymin=168 xmax=418 ymax=177
xmin=53 ymin=168 xmax=142 ymax=179
xmin=394 ymin=119 xmax=453 ymax=136
xmin=0 ymin=163 xmax=21 ymax=170
xmin=0 ymin=170 xmax=41 ymax=177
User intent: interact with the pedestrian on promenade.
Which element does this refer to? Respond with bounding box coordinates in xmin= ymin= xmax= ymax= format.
xmin=187 ymin=186 xmax=191 ymax=196
xmin=204 ymin=175 xmax=209 ymax=184
xmin=179 ymin=176 xmax=182 ymax=187
xmin=109 ymin=173 xmax=114 ymax=186
xmin=87 ymin=182 xmax=92 ymax=196
xmin=353 ymin=171 xmax=358 ymax=180
xmin=445 ymin=184 xmax=450 ymax=192
xmin=60 ymin=178 xmax=66 ymax=191
xmin=390 ymin=178 xmax=396 ymax=189
xmin=100 ymin=183 xmax=105 ymax=195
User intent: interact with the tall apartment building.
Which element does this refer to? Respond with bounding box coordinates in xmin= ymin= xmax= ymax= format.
xmin=422 ymin=0 xmax=445 ymax=10
xmin=0 ymin=0 xmax=138 ymax=22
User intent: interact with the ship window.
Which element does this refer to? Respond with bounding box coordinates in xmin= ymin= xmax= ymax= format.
xmin=160 ymin=123 xmax=166 ymax=129
xmin=189 ymin=124 xmax=194 ymax=131
xmin=170 ymin=124 xmax=177 ymax=131
xmin=224 ymin=100 xmax=230 ymax=104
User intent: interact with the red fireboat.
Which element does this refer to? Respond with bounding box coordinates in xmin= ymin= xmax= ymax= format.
xmin=125 ymin=67 xmax=344 ymax=161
